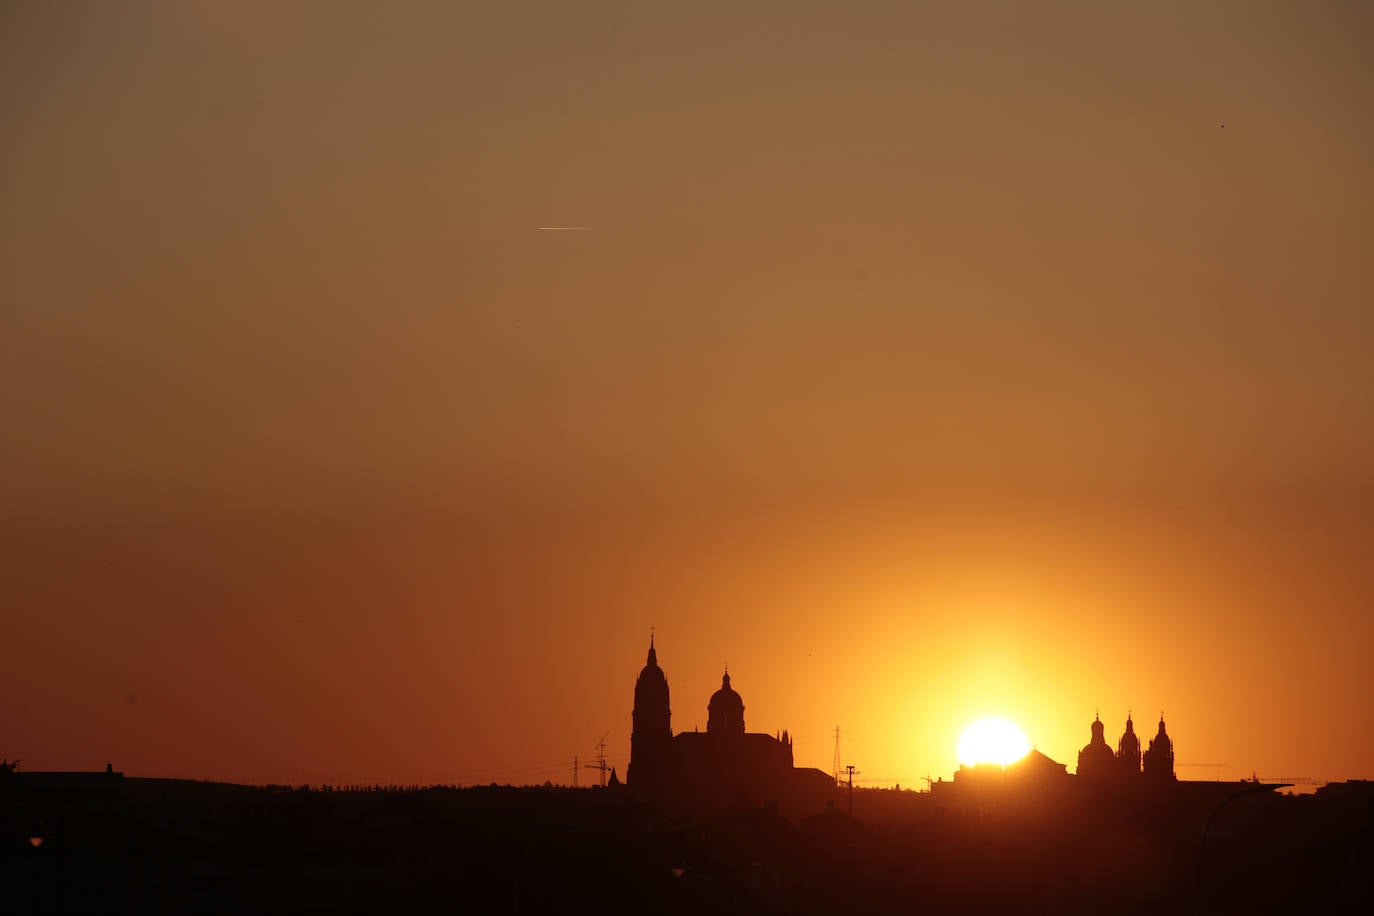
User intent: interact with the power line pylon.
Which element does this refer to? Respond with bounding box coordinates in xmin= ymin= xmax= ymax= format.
xmin=844 ymin=764 xmax=860 ymax=817
xmin=572 ymin=755 xmax=579 ymax=788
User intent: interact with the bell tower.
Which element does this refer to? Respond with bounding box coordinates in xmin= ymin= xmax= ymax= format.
xmin=628 ymin=635 xmax=672 ymax=788
xmin=1116 ymin=713 xmax=1142 ymax=777
xmin=1142 ymin=714 xmax=1176 ymax=781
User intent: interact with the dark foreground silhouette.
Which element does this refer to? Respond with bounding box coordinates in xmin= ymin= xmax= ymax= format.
xmin=2 ymin=769 xmax=1370 ymax=914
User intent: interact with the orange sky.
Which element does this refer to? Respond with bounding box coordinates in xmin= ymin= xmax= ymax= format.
xmin=2 ymin=2 xmax=1371 ymax=788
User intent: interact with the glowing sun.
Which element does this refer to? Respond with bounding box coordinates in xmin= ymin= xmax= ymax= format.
xmin=957 ymin=717 xmax=1031 ymax=766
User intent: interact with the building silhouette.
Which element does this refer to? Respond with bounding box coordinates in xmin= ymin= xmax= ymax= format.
xmin=626 ymin=638 xmax=833 ymax=815
xmin=1076 ymin=712 xmax=1175 ymax=782
xmin=628 ymin=636 xmax=672 ymax=787
xmin=1116 ymin=713 xmax=1142 ymax=777
xmin=1142 ymin=714 xmax=1176 ymax=782
xmin=1075 ymin=713 xmax=1116 ymax=781
xmin=707 ymin=671 xmax=745 ymax=735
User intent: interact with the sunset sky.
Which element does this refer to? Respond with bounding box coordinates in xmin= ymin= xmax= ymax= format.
xmin=3 ymin=2 xmax=1371 ymax=788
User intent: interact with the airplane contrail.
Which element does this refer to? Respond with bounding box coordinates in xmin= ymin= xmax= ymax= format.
xmin=536 ymin=226 xmax=593 ymax=231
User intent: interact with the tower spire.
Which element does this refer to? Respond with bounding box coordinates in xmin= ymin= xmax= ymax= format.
xmin=630 ymin=629 xmax=672 ymax=789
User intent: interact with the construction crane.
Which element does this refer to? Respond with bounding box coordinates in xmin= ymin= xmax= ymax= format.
xmin=582 ymin=733 xmax=610 ymax=787
xmin=832 ymin=726 xmax=841 ymax=786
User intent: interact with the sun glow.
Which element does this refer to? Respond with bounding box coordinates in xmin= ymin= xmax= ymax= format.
xmin=957 ymin=717 xmax=1031 ymax=766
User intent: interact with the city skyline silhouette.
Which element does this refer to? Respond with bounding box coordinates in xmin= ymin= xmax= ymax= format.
xmin=3 ymin=5 xmax=1372 ymax=909
xmin=4 ymin=1 xmax=1371 ymax=795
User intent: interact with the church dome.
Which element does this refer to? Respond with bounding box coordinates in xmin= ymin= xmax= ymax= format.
xmin=707 ymin=671 xmax=745 ymax=735
xmin=1077 ymin=713 xmax=1115 ymax=779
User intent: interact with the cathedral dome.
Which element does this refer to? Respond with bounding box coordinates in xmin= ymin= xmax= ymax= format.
xmin=1077 ymin=713 xmax=1115 ymax=780
xmin=707 ymin=671 xmax=745 ymax=735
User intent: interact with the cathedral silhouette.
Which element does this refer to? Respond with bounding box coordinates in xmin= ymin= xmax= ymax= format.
xmin=1076 ymin=712 xmax=1175 ymax=782
xmin=626 ymin=638 xmax=834 ymax=814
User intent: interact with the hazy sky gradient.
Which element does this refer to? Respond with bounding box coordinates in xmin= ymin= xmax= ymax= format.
xmin=3 ymin=1 xmax=1371 ymax=787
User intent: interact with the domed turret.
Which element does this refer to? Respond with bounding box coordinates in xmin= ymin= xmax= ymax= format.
xmin=1142 ymin=714 xmax=1175 ymax=781
xmin=1116 ymin=714 xmax=1142 ymax=776
xmin=707 ymin=670 xmax=745 ymax=735
xmin=1077 ymin=712 xmax=1116 ymax=780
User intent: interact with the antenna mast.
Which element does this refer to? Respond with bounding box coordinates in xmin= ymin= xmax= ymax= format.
xmin=582 ymin=734 xmax=610 ymax=787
